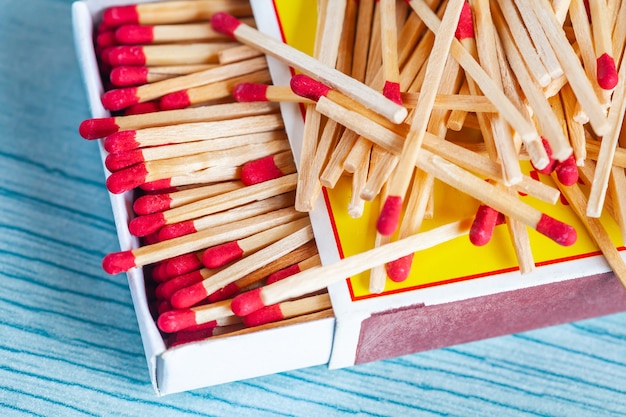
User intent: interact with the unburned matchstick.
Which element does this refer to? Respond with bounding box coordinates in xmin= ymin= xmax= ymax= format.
xmin=105 ymin=43 xmax=236 ymax=67
xmin=113 ymin=20 xmax=255 ymax=45
xmin=102 ymin=0 xmax=253 ymax=27
xmin=109 ymin=64 xmax=216 ymax=87
xmin=242 ymin=293 xmax=331 ymax=327
xmin=588 ymin=0 xmax=619 ymax=90
xmin=79 ymin=102 xmax=278 ymax=140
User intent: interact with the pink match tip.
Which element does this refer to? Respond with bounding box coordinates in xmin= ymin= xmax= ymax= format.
xmin=157 ymin=220 xmax=197 ymax=241
xmin=107 ymin=45 xmax=147 ymax=67
xmin=101 ymin=87 xmax=140 ymax=111
xmin=103 ymin=130 xmax=139 ymax=153
xmin=150 ymin=262 xmax=172 ymax=283
xmin=232 ymin=82 xmax=269 ymax=102
xmin=289 ymin=74 xmax=330 ymax=102
xmin=104 ymin=149 xmax=145 ymax=172
xmin=124 ymin=101 xmax=160 ymax=115
xmin=231 ymin=287 xmax=265 ymax=316
xmin=110 ymin=66 xmax=149 ymax=87
xmin=133 ymin=193 xmax=173 ymax=215
xmin=159 ymin=90 xmax=191 ymax=110
xmin=555 ymin=153 xmax=579 ymax=186
xmin=455 ymin=2 xmax=475 ymax=40
xmin=265 ymin=264 xmax=301 ymax=285
xmin=202 ymin=241 xmax=244 ymax=269
xmin=155 ymin=270 xmax=205 ymax=301
xmin=105 ymin=163 xmax=149 ymax=194
xmin=241 ymin=155 xmax=285 ymax=185
xmin=210 ymin=12 xmax=242 ymax=39
xmin=385 ymin=253 xmax=414 ymax=282
xmin=535 ymin=214 xmax=577 ymax=246
xmin=165 ymin=253 xmax=204 ymax=277
xmin=79 ymin=117 xmax=119 ymax=139
xmin=102 ymin=5 xmax=139 ymax=27
xmin=242 ymin=304 xmax=284 ymax=327
xmin=469 ymin=205 xmax=500 ymax=246
xmin=532 ymin=137 xmax=557 ymax=175
xmin=382 ymin=81 xmax=402 ymax=105
xmin=128 ymin=212 xmax=166 ymax=237
xmin=377 ymin=195 xmax=403 ymax=236
xmin=596 ymin=53 xmax=619 ymax=90
xmin=170 ymin=282 xmax=209 ymax=309
xmin=115 ymin=25 xmax=155 ymax=45
xmin=102 ymin=250 xmax=136 ymax=274
xmin=207 ymin=282 xmax=240 ymax=302
xmin=157 ymin=309 xmax=197 ymax=333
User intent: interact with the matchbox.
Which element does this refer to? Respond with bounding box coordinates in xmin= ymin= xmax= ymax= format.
xmin=73 ymin=0 xmax=626 ymax=396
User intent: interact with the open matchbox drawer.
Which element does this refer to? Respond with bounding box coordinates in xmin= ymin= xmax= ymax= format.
xmin=73 ymin=0 xmax=626 ymax=395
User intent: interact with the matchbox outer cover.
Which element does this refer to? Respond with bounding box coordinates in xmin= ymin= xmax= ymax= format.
xmin=257 ymin=0 xmax=626 ymax=368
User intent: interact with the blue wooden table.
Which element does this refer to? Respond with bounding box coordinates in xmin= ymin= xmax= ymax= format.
xmin=2 ymin=0 xmax=626 ymax=415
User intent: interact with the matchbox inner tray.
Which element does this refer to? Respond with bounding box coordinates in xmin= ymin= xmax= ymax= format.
xmin=73 ymin=0 xmax=626 ymax=395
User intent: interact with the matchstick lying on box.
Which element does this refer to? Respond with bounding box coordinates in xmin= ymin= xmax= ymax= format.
xmin=80 ymin=0 xmax=626 ymax=346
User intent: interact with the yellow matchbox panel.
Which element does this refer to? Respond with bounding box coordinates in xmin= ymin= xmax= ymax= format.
xmin=272 ymin=1 xmax=624 ymax=301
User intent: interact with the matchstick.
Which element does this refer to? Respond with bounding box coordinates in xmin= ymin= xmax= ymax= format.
xmin=265 ymin=254 xmax=322 ymax=285
xmin=102 ymin=113 xmax=284 ymax=153
xmin=128 ymin=174 xmax=298 ymax=237
xmin=209 ymin=12 xmax=407 ymax=124
xmin=105 ymin=43 xmax=236 ymax=67
xmin=218 ymin=44 xmax=263 ymax=65
xmin=158 ymin=69 xmax=272 ymax=110
xmin=157 ymin=299 xmax=235 ymax=333
xmin=102 ymin=0 xmax=253 ymax=27
xmin=109 ymin=64 xmax=217 ymax=87
xmin=587 ymin=52 xmax=626 ymax=217
xmin=230 ymin=220 xmax=472 ymax=317
xmin=79 ymin=101 xmax=278 ymax=139
xmin=170 ymin=223 xmax=315 ymax=309
xmin=140 ymin=166 xmax=240 ymax=191
xmin=588 ymin=0 xmax=619 ymax=90
xmin=133 ymin=181 xmax=244 ymax=215
xmin=101 ymin=56 xmax=268 ymax=111
xmin=242 ymin=293 xmax=332 ymax=327
xmin=113 ymin=20 xmax=255 ymax=45
xmin=102 ymin=206 xmax=305 ymax=275
xmin=239 ymin=151 xmax=297 ymax=185
xmin=379 ymin=0 xmax=402 ymax=104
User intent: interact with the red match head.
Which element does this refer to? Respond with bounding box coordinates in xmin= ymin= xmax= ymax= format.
xmin=104 ymin=149 xmax=144 ymax=172
xmin=469 ymin=205 xmax=500 ymax=246
xmin=290 ymin=74 xmax=331 ymax=102
xmin=107 ymin=45 xmax=147 ymax=67
xmin=232 ymin=82 xmax=270 ymax=102
xmin=102 ymin=5 xmax=140 ymax=27
xmin=159 ymin=90 xmax=191 ymax=110
xmin=554 ymin=153 xmax=579 ymax=186
xmin=115 ymin=24 xmax=155 ymax=45
xmin=210 ymin=12 xmax=242 ymax=39
xmin=157 ymin=220 xmax=198 ymax=241
xmin=103 ymin=130 xmax=139 ymax=153
xmin=242 ymin=304 xmax=283 ymax=327
xmin=170 ymin=282 xmax=209 ymax=309
xmin=110 ymin=66 xmax=149 ymax=87
xmin=202 ymin=241 xmax=244 ymax=269
xmin=535 ymin=214 xmax=577 ymax=246
xmin=79 ymin=117 xmax=119 ymax=140
xmin=157 ymin=309 xmax=197 ymax=333
xmin=128 ymin=212 xmax=166 ymax=237
xmin=105 ymin=163 xmax=148 ymax=194
xmin=265 ymin=263 xmax=301 ymax=285
xmin=596 ymin=53 xmax=619 ymax=90
xmin=230 ymin=287 xmax=265 ymax=317
xmin=385 ymin=253 xmax=414 ymax=282
xmin=455 ymin=2 xmax=475 ymax=40
xmin=101 ymin=87 xmax=140 ymax=111
xmin=376 ymin=195 xmax=403 ymax=236
xmin=102 ymin=250 xmax=136 ymax=274
xmin=241 ymin=155 xmax=286 ymax=185
xmin=133 ymin=193 xmax=173 ymax=215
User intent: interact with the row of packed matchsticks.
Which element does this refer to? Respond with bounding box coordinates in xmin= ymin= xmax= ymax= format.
xmin=79 ymin=0 xmax=626 ymax=347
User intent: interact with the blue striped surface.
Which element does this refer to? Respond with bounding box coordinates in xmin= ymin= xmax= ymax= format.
xmin=1 ymin=0 xmax=626 ymax=415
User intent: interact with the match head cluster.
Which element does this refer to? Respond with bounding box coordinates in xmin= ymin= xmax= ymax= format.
xmin=81 ymin=0 xmax=626 ymax=348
